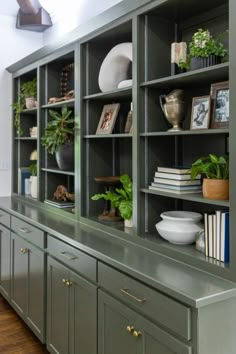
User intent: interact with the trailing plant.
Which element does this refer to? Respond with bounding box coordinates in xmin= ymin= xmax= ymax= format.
xmin=12 ymin=78 xmax=37 ymax=136
xmin=190 ymin=154 xmax=229 ymax=180
xmin=12 ymin=100 xmax=24 ymax=136
xmin=21 ymin=78 xmax=37 ymax=98
xmin=41 ymin=105 xmax=74 ymax=154
xmin=91 ymin=174 xmax=132 ymax=220
xmin=189 ymin=29 xmax=227 ymax=59
xmin=29 ymin=163 xmax=37 ymax=176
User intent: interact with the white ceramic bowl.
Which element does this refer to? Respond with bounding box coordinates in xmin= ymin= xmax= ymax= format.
xmin=155 ymin=211 xmax=203 ymax=245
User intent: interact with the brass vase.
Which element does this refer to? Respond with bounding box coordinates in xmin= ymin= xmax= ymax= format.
xmin=159 ymin=90 xmax=187 ymax=131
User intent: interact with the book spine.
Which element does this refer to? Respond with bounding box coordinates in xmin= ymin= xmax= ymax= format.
xmin=151 ymin=182 xmax=201 ymax=190
xmin=154 ymin=172 xmax=200 ymax=180
xmin=153 ymin=178 xmax=201 ymax=186
xmin=204 ymin=213 xmax=209 ymax=257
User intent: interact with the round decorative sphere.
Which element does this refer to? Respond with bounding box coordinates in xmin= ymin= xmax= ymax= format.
xmin=155 ymin=211 xmax=203 ymax=245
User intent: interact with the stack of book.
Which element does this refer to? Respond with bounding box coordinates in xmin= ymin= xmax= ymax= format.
xmin=204 ymin=210 xmax=229 ymax=263
xmin=29 ymin=126 xmax=38 ymax=138
xmin=44 ymin=199 xmax=74 ymax=209
xmin=148 ymin=166 xmax=201 ymax=194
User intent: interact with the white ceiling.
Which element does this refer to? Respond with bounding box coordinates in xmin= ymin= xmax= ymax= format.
xmin=0 ymin=1 xmax=19 ymax=16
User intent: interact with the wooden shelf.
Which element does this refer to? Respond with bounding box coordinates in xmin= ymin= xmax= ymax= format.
xmin=83 ymin=133 xmax=132 ymax=139
xmin=41 ymin=99 xmax=75 ymax=109
xmin=41 ymin=168 xmax=75 ymax=176
xmin=141 ymin=188 xmax=230 ymax=207
xmin=140 ymin=63 xmax=229 ymax=89
xmin=140 ymin=129 xmax=229 ymax=137
xmin=83 ymin=87 xmax=132 ymax=101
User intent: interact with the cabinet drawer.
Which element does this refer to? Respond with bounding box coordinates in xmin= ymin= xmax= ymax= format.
xmin=0 ymin=209 xmax=10 ymax=228
xmin=11 ymin=216 xmax=45 ymax=249
xmin=98 ymin=262 xmax=191 ymax=341
xmin=47 ymin=236 xmax=97 ymax=282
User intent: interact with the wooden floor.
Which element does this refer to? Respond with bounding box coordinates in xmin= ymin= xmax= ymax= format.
xmin=0 ymin=295 xmax=48 ymax=353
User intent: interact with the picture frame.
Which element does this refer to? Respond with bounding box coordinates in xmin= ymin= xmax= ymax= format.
xmin=190 ymin=95 xmax=211 ymax=130
xmin=96 ymin=103 xmax=120 ymax=135
xmin=124 ymin=111 xmax=132 ymax=133
xmin=210 ymin=81 xmax=229 ymax=129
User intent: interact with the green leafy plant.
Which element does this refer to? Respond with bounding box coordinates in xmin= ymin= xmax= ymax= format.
xmin=12 ymin=78 xmax=37 ymax=136
xmin=29 ymin=163 xmax=37 ymax=176
xmin=41 ymin=105 xmax=74 ymax=155
xmin=190 ymin=154 xmax=229 ymax=180
xmin=91 ymin=174 xmax=132 ymax=220
xmin=189 ymin=29 xmax=227 ymax=58
xmin=21 ymin=78 xmax=37 ymax=98
xmin=12 ymin=100 xmax=24 ymax=136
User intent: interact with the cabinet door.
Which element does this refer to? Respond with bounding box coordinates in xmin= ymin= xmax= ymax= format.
xmin=0 ymin=225 xmax=11 ymax=300
xmin=69 ymin=270 xmax=97 ymax=354
xmin=98 ymin=291 xmax=192 ymax=354
xmin=11 ymin=232 xmax=45 ymax=342
xmin=47 ymin=256 xmax=70 ymax=354
xmin=11 ymin=233 xmax=28 ymax=316
xmin=26 ymin=240 xmax=45 ymax=342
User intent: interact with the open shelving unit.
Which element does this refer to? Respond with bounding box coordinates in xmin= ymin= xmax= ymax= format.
xmin=9 ymin=0 xmax=236 ymax=281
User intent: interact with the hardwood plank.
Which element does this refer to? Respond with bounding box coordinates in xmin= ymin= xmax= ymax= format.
xmin=0 ymin=295 xmax=48 ymax=353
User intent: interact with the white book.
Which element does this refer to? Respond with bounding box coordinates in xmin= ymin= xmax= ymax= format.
xmin=148 ymin=186 xmax=201 ymax=194
xmin=208 ymin=214 xmax=214 ymax=258
xmin=155 ymin=172 xmax=200 ymax=180
xmin=204 ymin=213 xmax=209 ymax=257
xmin=216 ymin=210 xmax=222 ymax=261
xmin=213 ymin=214 xmax=217 ymax=259
xmin=153 ymin=178 xmax=201 ymax=186
xmin=157 ymin=167 xmax=190 ymax=174
xmin=151 ymin=183 xmax=201 ymax=190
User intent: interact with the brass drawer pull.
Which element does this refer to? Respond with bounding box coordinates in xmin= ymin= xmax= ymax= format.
xmin=20 ymin=248 xmax=28 ymax=254
xmin=133 ymin=330 xmax=141 ymax=338
xmin=121 ymin=288 xmax=146 ymax=304
xmin=19 ymin=227 xmax=31 ymax=234
xmin=62 ymin=278 xmax=73 ymax=287
xmin=126 ymin=325 xmax=134 ymax=333
xmin=60 ymin=251 xmax=78 ymax=260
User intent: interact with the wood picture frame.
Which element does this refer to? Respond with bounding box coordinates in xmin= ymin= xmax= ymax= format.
xmin=210 ymin=81 xmax=229 ymax=129
xmin=190 ymin=95 xmax=211 ymax=130
xmin=96 ymin=103 xmax=120 ymax=134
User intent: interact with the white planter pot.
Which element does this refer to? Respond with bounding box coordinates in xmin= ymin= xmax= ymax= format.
xmin=30 ymin=176 xmax=38 ymax=198
xmin=155 ymin=211 xmax=203 ymax=245
xmin=124 ymin=217 xmax=133 ymax=228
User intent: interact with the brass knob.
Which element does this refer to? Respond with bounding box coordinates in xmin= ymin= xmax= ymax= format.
xmin=20 ymin=248 xmax=28 ymax=254
xmin=66 ymin=281 xmax=72 ymax=287
xmin=126 ymin=325 xmax=134 ymax=333
xmin=133 ymin=330 xmax=141 ymax=338
xmin=62 ymin=279 xmax=67 ymax=284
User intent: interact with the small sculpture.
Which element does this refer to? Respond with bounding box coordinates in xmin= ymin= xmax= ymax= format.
xmin=171 ymin=42 xmax=187 ymax=67
xmin=98 ymin=43 xmax=132 ymax=92
xmin=48 ymin=90 xmax=75 ymax=104
xmin=53 ymin=185 xmax=74 ymax=202
xmin=159 ymin=89 xmax=187 ymax=131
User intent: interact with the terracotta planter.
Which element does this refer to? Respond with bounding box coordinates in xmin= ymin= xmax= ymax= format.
xmin=202 ymin=178 xmax=229 ymax=200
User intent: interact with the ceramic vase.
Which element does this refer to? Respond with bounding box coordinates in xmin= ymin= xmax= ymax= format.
xmin=30 ymin=176 xmax=38 ymax=198
xmin=156 ymin=211 xmax=203 ymax=245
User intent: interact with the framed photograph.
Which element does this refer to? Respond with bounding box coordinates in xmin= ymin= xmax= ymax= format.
xmin=96 ymin=103 xmax=120 ymax=134
xmin=124 ymin=112 xmax=132 ymax=133
xmin=210 ymin=81 xmax=229 ymax=128
xmin=190 ymin=95 xmax=211 ymax=130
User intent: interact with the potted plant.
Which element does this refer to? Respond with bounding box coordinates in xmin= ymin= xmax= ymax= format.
xmin=12 ymin=78 xmax=37 ymax=136
xmin=21 ymin=78 xmax=37 ymax=109
xmin=188 ymin=29 xmax=227 ymax=70
xmin=190 ymin=154 xmax=229 ymax=200
xmin=29 ymin=162 xmax=37 ymax=198
xmin=91 ymin=174 xmax=133 ymax=227
xmin=41 ymin=105 xmax=74 ymax=171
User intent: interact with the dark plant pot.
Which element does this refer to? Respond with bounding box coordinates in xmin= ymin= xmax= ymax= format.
xmin=55 ymin=142 xmax=74 ymax=171
xmin=190 ymin=56 xmax=221 ymax=71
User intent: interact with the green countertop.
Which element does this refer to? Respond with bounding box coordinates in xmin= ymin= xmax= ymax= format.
xmin=1 ymin=196 xmax=236 ymax=308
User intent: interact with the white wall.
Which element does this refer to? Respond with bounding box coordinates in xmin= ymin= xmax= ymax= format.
xmin=43 ymin=0 xmax=122 ymax=44
xmin=0 ymin=14 xmax=43 ymax=196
